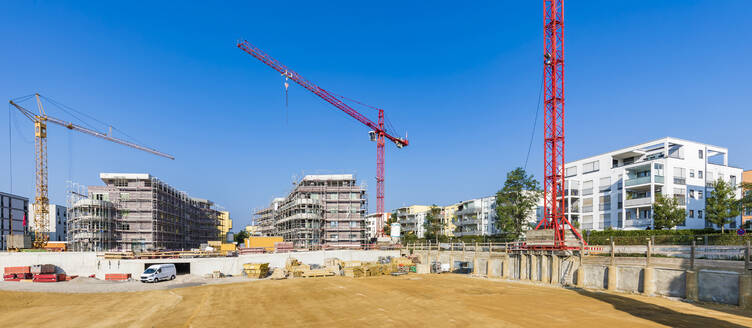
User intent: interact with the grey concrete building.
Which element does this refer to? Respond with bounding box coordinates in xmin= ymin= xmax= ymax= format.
xmin=0 ymin=192 xmax=29 ymax=250
xmin=255 ymin=174 xmax=367 ymax=249
xmin=69 ymin=173 xmax=221 ymax=252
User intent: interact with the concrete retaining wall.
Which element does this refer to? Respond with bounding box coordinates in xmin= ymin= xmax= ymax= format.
xmin=0 ymin=250 xmax=400 ymax=279
xmin=410 ymin=247 xmax=748 ymax=307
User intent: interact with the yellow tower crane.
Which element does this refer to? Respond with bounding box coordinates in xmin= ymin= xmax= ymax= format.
xmin=9 ymin=93 xmax=174 ymax=248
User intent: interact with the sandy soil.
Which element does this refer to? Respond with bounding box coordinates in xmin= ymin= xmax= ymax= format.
xmin=0 ymin=274 xmax=749 ymax=328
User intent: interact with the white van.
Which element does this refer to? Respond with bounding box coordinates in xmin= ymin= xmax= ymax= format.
xmin=140 ymin=264 xmax=177 ymax=283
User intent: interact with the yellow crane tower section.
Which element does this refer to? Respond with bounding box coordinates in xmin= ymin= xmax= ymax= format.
xmin=9 ymin=93 xmax=174 ymax=248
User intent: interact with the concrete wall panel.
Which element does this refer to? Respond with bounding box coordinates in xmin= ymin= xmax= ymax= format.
xmin=616 ymin=266 xmax=643 ymax=293
xmin=584 ymin=265 xmax=607 ymax=289
xmin=654 ymin=269 xmax=686 ymax=298
xmin=699 ymin=270 xmax=739 ymax=305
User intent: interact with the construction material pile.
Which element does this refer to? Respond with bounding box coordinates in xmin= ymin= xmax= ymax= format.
xmin=238 ymin=247 xmax=266 ymax=254
xmin=4 ymin=266 xmax=32 ymax=281
xmin=4 ymin=265 xmax=71 ymax=282
xmin=274 ymin=242 xmax=294 ymax=253
xmin=243 ymin=263 xmax=270 ymax=278
xmin=105 ymin=273 xmax=132 ymax=281
xmin=340 ymin=257 xmax=417 ymax=278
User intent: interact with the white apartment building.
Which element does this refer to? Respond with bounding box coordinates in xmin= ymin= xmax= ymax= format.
xmin=365 ymin=212 xmax=389 ymax=240
xmin=29 ymin=204 xmax=67 ymax=242
xmin=563 ymin=137 xmax=743 ymax=231
xmin=396 ymin=205 xmax=431 ymax=238
xmin=453 ymin=196 xmax=498 ymax=237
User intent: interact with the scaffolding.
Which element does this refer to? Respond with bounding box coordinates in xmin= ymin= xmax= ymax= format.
xmin=67 ymin=182 xmax=116 ymax=252
xmin=260 ymin=174 xmax=368 ymax=249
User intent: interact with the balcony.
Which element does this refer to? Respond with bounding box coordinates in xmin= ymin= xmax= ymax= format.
xmin=624 ymin=197 xmax=652 ymax=207
xmin=654 ymin=175 xmax=664 ymax=184
xmin=674 ymin=177 xmax=686 ymax=185
xmin=625 ymin=176 xmax=651 ymax=187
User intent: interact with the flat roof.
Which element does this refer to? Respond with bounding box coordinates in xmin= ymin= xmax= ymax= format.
xmin=302 ymin=174 xmax=355 ymax=181
xmin=567 ymin=137 xmax=729 ymax=165
xmin=100 ymin=173 xmax=151 ymax=180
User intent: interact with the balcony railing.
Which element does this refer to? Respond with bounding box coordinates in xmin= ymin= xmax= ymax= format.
xmin=674 ymin=177 xmax=686 ymax=185
xmin=625 ymin=176 xmax=651 ymax=186
xmin=624 ymin=197 xmax=652 ymax=207
xmin=655 ymin=175 xmax=664 ymax=184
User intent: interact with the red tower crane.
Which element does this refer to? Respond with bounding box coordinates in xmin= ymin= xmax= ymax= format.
xmin=237 ymin=40 xmax=408 ymax=228
xmin=535 ymin=0 xmax=585 ymax=248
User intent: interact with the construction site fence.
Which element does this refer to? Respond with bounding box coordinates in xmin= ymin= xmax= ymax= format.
xmin=585 ymin=233 xmax=752 ymax=246
xmin=406 ymin=240 xmax=752 ymax=264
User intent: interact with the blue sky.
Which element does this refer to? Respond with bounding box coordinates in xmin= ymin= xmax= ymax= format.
xmin=1 ymin=1 xmax=749 ymax=231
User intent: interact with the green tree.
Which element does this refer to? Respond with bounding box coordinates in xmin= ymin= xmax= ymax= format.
xmin=652 ymin=194 xmax=686 ymax=229
xmin=234 ymin=230 xmax=250 ymax=245
xmin=495 ymin=167 xmax=542 ymax=240
xmin=742 ymin=183 xmax=752 ymax=228
xmin=383 ymin=212 xmax=397 ymax=236
xmin=706 ymin=179 xmax=740 ymax=233
xmin=423 ymin=205 xmax=445 ymax=243
xmin=402 ymin=231 xmax=418 ymax=245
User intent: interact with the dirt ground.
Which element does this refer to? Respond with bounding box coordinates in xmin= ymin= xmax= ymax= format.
xmin=0 ymin=274 xmax=749 ymax=328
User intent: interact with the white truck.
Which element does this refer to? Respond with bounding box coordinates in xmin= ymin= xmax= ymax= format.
xmin=140 ymin=264 xmax=177 ymax=283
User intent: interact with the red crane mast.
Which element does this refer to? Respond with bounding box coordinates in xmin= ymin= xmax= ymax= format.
xmin=237 ymin=40 xmax=408 ymax=225
xmin=536 ymin=0 xmax=585 ymax=248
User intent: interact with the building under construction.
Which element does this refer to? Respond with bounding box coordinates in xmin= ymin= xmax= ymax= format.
xmin=255 ymin=174 xmax=367 ymax=248
xmin=68 ymin=173 xmax=221 ymax=252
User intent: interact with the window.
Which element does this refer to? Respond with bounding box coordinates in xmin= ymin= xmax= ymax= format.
xmin=329 ymin=234 xmax=338 ymax=240
xmin=582 ymin=198 xmax=593 ymax=213
xmin=689 ymin=190 xmax=695 ymax=199
xmin=690 ymin=169 xmax=695 ymax=178
xmin=698 ymin=210 xmax=703 ymax=219
xmin=689 ymin=210 xmax=694 ymax=218
xmin=731 ymin=175 xmax=737 ymax=187
xmin=349 ymin=221 xmax=358 ymax=228
xmin=698 ymin=170 xmax=703 ymax=179
xmin=673 ymin=167 xmax=686 ymax=185
xmin=330 ymin=221 xmax=338 ymax=228
xmin=583 ymin=161 xmax=599 ymax=173
xmin=565 ymin=166 xmax=577 ymax=177
xmin=599 ymin=177 xmax=611 ymax=192
xmin=699 ymin=149 xmax=703 ymax=159
xmin=583 ymin=180 xmax=594 ymax=196
xmin=698 ymin=192 xmax=703 ymax=200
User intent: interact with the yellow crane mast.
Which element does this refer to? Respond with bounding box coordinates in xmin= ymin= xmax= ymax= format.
xmin=9 ymin=93 xmax=174 ymax=248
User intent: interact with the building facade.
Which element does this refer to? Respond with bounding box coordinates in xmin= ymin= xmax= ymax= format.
xmin=217 ymin=211 xmax=232 ymax=241
xmin=254 ymin=174 xmax=367 ymax=248
xmin=0 ymin=192 xmax=29 ymax=250
xmin=562 ymin=137 xmax=743 ymax=231
xmin=69 ymin=173 xmax=221 ymax=251
xmin=396 ymin=205 xmax=431 ymax=238
xmin=255 ymin=197 xmax=284 ymax=237
xmin=453 ymin=197 xmax=499 ymax=237
xmin=365 ymin=212 xmax=389 ymax=240
xmin=441 ymin=204 xmax=458 ymax=237
xmin=29 ymin=204 xmax=67 ymax=242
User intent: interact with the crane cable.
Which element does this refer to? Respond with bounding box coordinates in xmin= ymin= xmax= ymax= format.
xmin=523 ymin=70 xmax=545 ymax=171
